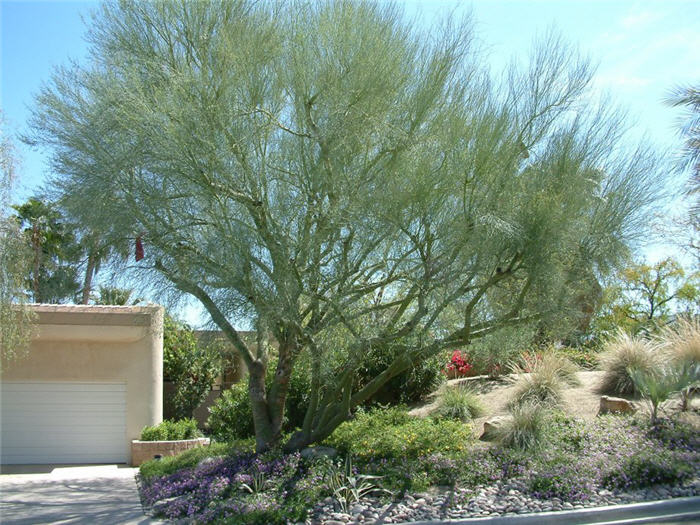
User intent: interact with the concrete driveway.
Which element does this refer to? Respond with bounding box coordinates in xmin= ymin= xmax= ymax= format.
xmin=0 ymin=465 xmax=157 ymax=524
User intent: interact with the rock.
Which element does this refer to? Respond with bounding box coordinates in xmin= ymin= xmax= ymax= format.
xmin=196 ymin=456 xmax=220 ymax=467
xmin=598 ymin=396 xmax=636 ymax=415
xmin=301 ymin=446 xmax=338 ymax=460
xmin=480 ymin=416 xmax=509 ymax=440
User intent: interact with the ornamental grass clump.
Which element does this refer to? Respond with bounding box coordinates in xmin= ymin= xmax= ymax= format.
xmin=599 ymin=331 xmax=659 ymax=396
xmin=496 ymin=402 xmax=547 ymax=450
xmin=432 ymin=384 xmax=484 ymax=422
xmin=520 ymin=350 xmax=581 ymax=386
xmin=509 ymin=364 xmax=564 ymax=409
xmin=659 ymin=317 xmax=700 ymax=409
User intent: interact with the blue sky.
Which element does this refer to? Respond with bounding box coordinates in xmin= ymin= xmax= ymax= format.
xmin=2 ymin=0 xmax=698 ymax=324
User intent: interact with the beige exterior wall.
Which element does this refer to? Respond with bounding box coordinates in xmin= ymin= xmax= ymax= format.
xmin=1 ymin=304 xmax=164 ymax=464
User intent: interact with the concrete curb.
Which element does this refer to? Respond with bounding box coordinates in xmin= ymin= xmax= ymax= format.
xmin=400 ymin=496 xmax=700 ymax=524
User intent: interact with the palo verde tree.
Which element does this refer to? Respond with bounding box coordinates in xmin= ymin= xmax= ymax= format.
xmin=28 ymin=0 xmax=664 ymax=451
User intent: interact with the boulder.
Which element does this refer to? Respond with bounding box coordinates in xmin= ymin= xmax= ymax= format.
xmin=480 ymin=416 xmax=509 ymax=441
xmin=598 ymin=395 xmax=636 ymax=415
xmin=300 ymin=446 xmax=338 ymax=460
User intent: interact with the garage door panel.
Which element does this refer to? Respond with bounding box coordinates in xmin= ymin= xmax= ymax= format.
xmin=4 ymin=383 xmax=127 ymax=393
xmin=1 ymin=382 xmax=127 ymax=464
xmin=8 ymin=391 xmax=126 ymax=404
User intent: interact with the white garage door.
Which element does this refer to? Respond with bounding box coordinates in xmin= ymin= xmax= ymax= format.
xmin=1 ymin=382 xmax=127 ymax=464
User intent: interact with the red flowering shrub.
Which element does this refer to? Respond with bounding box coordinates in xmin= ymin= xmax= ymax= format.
xmin=445 ymin=350 xmax=473 ymax=377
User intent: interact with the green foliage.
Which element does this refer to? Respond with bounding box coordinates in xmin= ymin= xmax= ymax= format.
xmin=163 ymin=315 xmax=222 ymax=420
xmin=432 ymin=385 xmax=484 ymax=421
xmin=1 ymin=117 xmax=32 ymax=365
xmin=551 ymin=345 xmax=599 ymax=369
xmin=356 ymin=347 xmax=446 ymax=403
xmin=496 ymin=403 xmax=548 ymax=450
xmin=528 ymin=463 xmax=592 ymax=501
xmin=593 ymin=258 xmax=700 ymax=338
xmin=661 ymin=317 xmax=700 ymax=409
xmin=207 ymin=382 xmax=255 ymax=441
xmin=139 ymin=441 xmax=251 ymax=482
xmin=12 ymin=197 xmax=82 ymax=303
xmin=467 ymin=326 xmax=538 ymax=377
xmin=602 ymin=449 xmax=694 ymax=489
xmin=599 ymin=331 xmax=659 ymax=396
xmin=140 ymin=418 xmax=201 ymax=441
xmin=326 ymin=407 xmax=473 ymax=459
xmin=629 ymin=362 xmax=700 ymax=424
xmin=321 ymin=456 xmax=389 ymax=513
xmin=207 ymin=355 xmax=312 ymax=441
xmin=95 ymin=286 xmax=139 ymax=305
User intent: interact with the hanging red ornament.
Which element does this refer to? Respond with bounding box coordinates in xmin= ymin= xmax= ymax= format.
xmin=135 ymin=236 xmax=144 ymax=261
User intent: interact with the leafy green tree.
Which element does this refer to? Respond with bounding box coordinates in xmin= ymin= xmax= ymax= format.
xmin=28 ymin=1 xmax=664 ymax=451
xmin=0 ymin=113 xmax=33 ymax=364
xmin=94 ymin=285 xmax=140 ymax=305
xmin=594 ymin=258 xmax=700 ymax=337
xmin=163 ymin=315 xmax=222 ymax=420
xmin=12 ymin=198 xmax=83 ymax=303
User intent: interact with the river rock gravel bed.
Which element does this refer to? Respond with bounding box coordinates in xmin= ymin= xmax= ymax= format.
xmin=299 ymin=477 xmax=700 ymax=524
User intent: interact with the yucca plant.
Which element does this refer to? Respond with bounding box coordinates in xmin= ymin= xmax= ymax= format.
xmin=628 ymin=362 xmax=700 ymax=424
xmin=322 ymin=456 xmax=391 ymax=512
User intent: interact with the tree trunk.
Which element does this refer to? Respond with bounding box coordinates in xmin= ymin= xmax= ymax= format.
xmin=31 ymin=223 xmax=41 ymax=303
xmin=248 ymin=360 xmax=276 ymax=452
xmin=82 ymin=252 xmax=96 ymax=304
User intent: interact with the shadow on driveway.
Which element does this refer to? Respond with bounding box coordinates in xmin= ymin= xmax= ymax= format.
xmin=0 ymin=465 xmax=156 ymax=524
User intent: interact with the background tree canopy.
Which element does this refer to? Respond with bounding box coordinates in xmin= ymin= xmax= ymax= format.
xmin=27 ymin=0 xmax=665 ymax=451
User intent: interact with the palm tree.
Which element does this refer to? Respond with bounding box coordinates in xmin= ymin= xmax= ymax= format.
xmin=667 ymin=85 xmax=700 ymax=204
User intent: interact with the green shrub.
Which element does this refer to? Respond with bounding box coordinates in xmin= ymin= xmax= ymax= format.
xmin=553 ymin=346 xmax=599 ymax=370
xmin=355 ymin=346 xmax=446 ymax=404
xmin=326 ymin=406 xmax=473 ymax=459
xmin=163 ymin=315 xmax=222 ymax=419
xmin=207 ymin=357 xmax=313 ymax=442
xmin=207 ymin=382 xmax=255 ymax=441
xmin=599 ymin=331 xmax=659 ymax=396
xmin=496 ymin=402 xmax=547 ymax=450
xmin=140 ymin=418 xmax=201 ymax=441
xmin=432 ymin=385 xmax=484 ymax=422
xmin=468 ymin=326 xmax=537 ymax=377
xmin=138 ymin=441 xmax=253 ymax=482
xmin=602 ymin=449 xmax=693 ymax=489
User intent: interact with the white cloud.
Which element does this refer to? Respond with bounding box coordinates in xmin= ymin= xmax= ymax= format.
xmin=620 ymin=10 xmax=659 ymax=30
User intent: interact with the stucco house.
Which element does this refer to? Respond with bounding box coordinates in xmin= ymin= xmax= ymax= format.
xmin=0 ymin=304 xmax=164 ymax=466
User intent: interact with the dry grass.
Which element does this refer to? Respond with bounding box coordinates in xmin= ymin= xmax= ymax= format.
xmin=432 ymin=384 xmax=485 ymax=422
xmin=508 ymin=352 xmax=580 ymax=408
xmin=495 ymin=402 xmax=547 ymax=450
xmin=598 ymin=331 xmax=660 ymax=396
xmin=659 ymin=317 xmax=700 ymax=366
